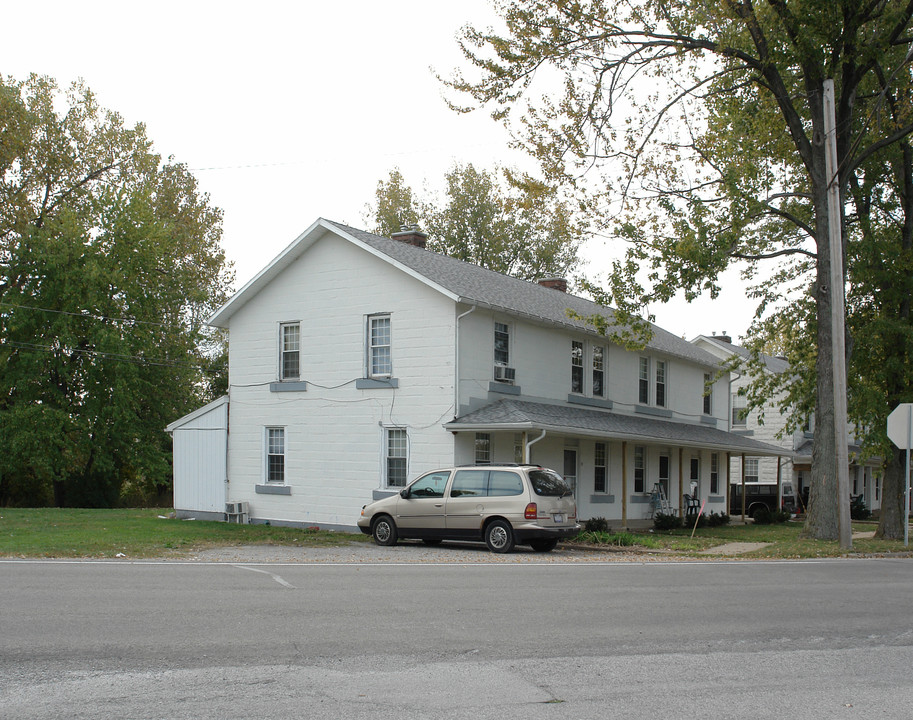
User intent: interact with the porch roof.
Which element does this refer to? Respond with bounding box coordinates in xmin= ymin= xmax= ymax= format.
xmin=445 ymin=399 xmax=789 ymax=457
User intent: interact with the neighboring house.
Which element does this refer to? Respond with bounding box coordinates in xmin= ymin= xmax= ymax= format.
xmin=168 ymin=219 xmax=786 ymax=530
xmin=692 ymin=333 xmax=882 ymax=513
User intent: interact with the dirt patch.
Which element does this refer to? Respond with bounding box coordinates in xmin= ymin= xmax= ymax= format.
xmin=698 ymin=542 xmax=771 ymax=556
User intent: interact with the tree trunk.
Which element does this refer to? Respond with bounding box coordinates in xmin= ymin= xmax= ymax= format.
xmin=877 ymin=448 xmax=908 ymax=540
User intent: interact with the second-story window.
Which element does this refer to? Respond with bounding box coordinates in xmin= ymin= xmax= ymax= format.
xmin=571 ymin=340 xmax=584 ymax=393
xmin=368 ymin=314 xmax=392 ymax=377
xmin=494 ymin=322 xmax=510 ymax=366
xmin=655 ymin=360 xmax=667 ymax=407
xmin=703 ymin=373 xmax=713 ymax=415
xmin=280 ymin=322 xmax=300 ymax=380
xmin=638 ymin=357 xmax=650 ymax=404
xmin=593 ymin=346 xmax=605 ymax=397
xmin=732 ymin=393 xmax=747 ymax=427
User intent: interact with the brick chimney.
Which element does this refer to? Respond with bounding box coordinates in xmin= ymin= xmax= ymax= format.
xmin=390 ymin=224 xmax=427 ymax=249
xmin=538 ymin=277 xmax=568 ymax=293
xmin=711 ymin=331 xmax=732 ymax=344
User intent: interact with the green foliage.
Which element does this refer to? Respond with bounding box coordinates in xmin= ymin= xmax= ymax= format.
xmin=653 ymin=512 xmax=683 ymax=531
xmin=575 ymin=529 xmax=638 ymax=547
xmin=583 ymin=516 xmax=610 ymax=533
xmin=752 ymin=507 xmax=791 ymax=525
xmin=0 ymin=75 xmax=233 ymax=507
xmin=703 ymin=511 xmax=731 ymax=528
xmin=850 ymin=495 xmax=871 ymax=521
xmin=444 ymin=0 xmax=913 ymax=540
xmin=365 ymin=163 xmax=583 ymax=282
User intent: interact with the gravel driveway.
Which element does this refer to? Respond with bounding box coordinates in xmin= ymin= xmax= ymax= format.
xmin=183 ymin=539 xmax=759 ymax=564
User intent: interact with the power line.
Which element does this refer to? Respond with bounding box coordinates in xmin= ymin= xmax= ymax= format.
xmin=0 ymin=340 xmax=211 ymax=370
xmin=0 ymin=301 xmax=177 ymax=328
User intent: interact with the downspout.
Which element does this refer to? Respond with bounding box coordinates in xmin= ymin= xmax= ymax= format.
xmin=525 ymin=429 xmax=547 ymax=463
xmin=454 ymin=305 xmax=476 ymax=421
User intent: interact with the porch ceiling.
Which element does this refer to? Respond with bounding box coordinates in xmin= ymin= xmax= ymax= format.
xmin=445 ymin=398 xmax=790 ymax=457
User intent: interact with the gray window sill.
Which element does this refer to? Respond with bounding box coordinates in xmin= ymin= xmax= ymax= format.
xmin=270 ymin=381 xmax=308 ymax=393
xmin=256 ymin=484 xmax=291 ymax=495
xmin=568 ymin=395 xmax=613 ymax=410
xmin=356 ymin=378 xmax=399 ymax=389
xmin=489 ymin=381 xmax=521 ymax=395
xmin=634 ymin=405 xmax=673 ymax=418
xmin=589 ymin=494 xmax=615 ymax=504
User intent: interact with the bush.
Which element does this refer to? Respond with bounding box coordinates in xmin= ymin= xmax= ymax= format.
xmin=753 ymin=507 xmax=790 ymax=524
xmin=654 ymin=512 xmax=683 ymax=531
xmin=850 ymin=495 xmax=871 ymax=521
xmin=575 ymin=530 xmax=638 ymax=547
xmin=584 ymin=517 xmax=611 ymax=533
xmin=703 ymin=511 xmax=731 ymax=527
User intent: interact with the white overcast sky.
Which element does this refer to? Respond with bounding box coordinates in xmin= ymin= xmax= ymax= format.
xmin=3 ymin=0 xmax=752 ymax=342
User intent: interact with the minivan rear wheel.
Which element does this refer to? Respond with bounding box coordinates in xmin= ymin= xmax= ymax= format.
xmin=529 ymin=538 xmax=558 ymax=552
xmin=485 ymin=519 xmax=515 ymax=553
xmin=372 ymin=515 xmax=398 ymax=546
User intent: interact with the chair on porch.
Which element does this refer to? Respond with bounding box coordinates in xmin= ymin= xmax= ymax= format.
xmin=683 ymin=494 xmax=701 ymax=517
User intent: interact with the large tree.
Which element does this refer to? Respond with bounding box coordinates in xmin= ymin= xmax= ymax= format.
xmin=445 ymin=0 xmax=913 ymax=540
xmin=0 ymin=75 xmax=233 ymax=507
xmin=367 ymin=163 xmax=583 ymax=282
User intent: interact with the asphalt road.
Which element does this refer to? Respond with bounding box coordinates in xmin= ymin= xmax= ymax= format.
xmin=2 ymin=552 xmax=912 ymax=719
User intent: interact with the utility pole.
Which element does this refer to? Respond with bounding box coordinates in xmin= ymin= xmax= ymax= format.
xmin=823 ymin=79 xmax=853 ymax=550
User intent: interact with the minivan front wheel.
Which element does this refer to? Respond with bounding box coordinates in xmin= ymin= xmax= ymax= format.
xmin=485 ymin=519 xmax=515 ymax=553
xmin=372 ymin=515 xmax=398 ymax=546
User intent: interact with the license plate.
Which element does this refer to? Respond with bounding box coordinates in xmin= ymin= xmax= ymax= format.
xmin=553 ymin=513 xmax=565 ymax=523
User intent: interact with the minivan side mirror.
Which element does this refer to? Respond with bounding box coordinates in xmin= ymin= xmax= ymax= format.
xmin=400 ymin=489 xmax=409 ymax=498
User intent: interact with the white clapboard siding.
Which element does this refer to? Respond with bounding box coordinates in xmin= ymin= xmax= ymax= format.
xmin=166 ymin=396 xmax=228 ymax=517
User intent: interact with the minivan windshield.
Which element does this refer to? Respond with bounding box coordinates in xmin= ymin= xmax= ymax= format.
xmin=529 ymin=468 xmax=572 ymax=497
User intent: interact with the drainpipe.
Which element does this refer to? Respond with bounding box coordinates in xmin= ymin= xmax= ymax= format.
xmin=525 ymin=429 xmax=547 ymax=463
xmin=454 ymin=305 xmax=476 ymax=421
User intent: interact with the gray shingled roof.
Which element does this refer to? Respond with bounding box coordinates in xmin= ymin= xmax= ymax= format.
xmin=444 ymin=398 xmax=788 ymax=456
xmin=694 ymin=335 xmax=789 ymax=374
xmin=327 ymin=221 xmax=720 ymax=368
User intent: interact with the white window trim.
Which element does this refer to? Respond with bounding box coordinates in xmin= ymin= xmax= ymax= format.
xmin=264 ymin=426 xmax=287 ymax=484
xmin=494 ymin=320 xmax=511 ymax=367
xmin=638 ymin=357 xmax=650 ymax=405
xmin=592 ymin=345 xmax=606 ymax=398
xmin=279 ymin=322 xmax=300 ymax=381
xmin=571 ymin=340 xmax=585 ymax=395
xmin=367 ymin=313 xmax=392 ymax=378
xmin=383 ymin=426 xmax=409 ymax=489
xmin=655 ymin=359 xmax=668 ymax=408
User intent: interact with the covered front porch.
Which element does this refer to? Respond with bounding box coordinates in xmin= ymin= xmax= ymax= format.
xmin=445 ymin=399 xmax=788 ymax=529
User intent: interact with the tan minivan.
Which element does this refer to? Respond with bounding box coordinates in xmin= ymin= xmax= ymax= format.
xmin=357 ymin=464 xmax=580 ymax=553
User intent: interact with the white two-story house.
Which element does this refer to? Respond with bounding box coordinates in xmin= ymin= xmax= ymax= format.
xmin=167 ymin=219 xmax=786 ymax=529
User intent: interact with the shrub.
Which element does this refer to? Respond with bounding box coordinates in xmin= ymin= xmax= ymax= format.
xmin=584 ymin=517 xmax=611 ymax=533
xmin=850 ymin=495 xmax=871 ymax=521
xmin=703 ymin=511 xmax=731 ymax=527
xmin=654 ymin=512 xmax=683 ymax=531
xmin=752 ymin=506 xmax=773 ymax=524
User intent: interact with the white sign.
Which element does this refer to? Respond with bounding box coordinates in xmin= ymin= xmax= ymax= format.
xmin=887 ymin=403 xmax=913 ymax=449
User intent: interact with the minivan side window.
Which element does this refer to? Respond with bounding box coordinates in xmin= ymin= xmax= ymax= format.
xmin=408 ymin=472 xmax=450 ymax=498
xmin=451 ymin=470 xmax=488 ymax=497
xmin=488 ymin=470 xmax=524 ymax=496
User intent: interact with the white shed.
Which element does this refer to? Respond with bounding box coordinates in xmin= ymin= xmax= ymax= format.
xmin=166 ymin=396 xmax=228 ymax=521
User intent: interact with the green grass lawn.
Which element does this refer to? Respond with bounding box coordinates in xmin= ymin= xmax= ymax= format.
xmin=640 ymin=519 xmax=911 ymax=558
xmin=0 ymin=508 xmax=368 ymax=559
xmin=0 ymin=508 xmax=908 ymax=559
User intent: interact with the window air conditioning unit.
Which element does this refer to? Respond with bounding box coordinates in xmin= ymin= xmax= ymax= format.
xmin=493 ymin=365 xmax=516 ymax=384
xmin=225 ymin=501 xmax=249 ymax=524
